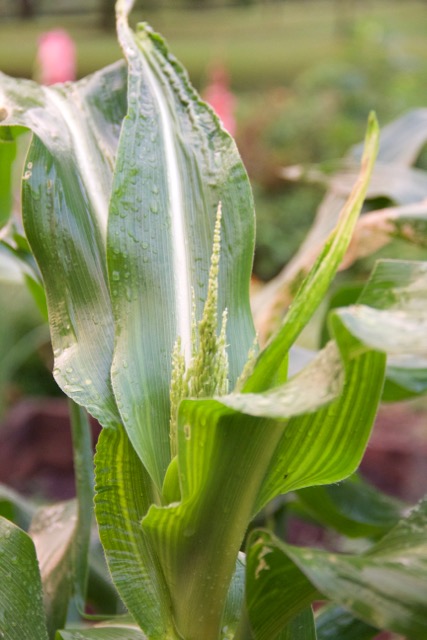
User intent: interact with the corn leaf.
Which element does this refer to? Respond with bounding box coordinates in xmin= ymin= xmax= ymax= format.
xmin=69 ymin=401 xmax=94 ymax=615
xmin=222 ymin=553 xmax=246 ymax=638
xmin=254 ymin=321 xmax=385 ymax=512
xmin=249 ymin=496 xmax=427 ymax=638
xmin=315 ymin=606 xmax=378 ymax=640
xmin=0 ymin=126 xmax=19 ymax=228
xmin=0 ymin=517 xmax=48 ymax=640
xmin=30 ymin=405 xmax=94 ymax=637
xmin=23 ymin=409 xmax=92 ymax=637
xmin=336 ymin=259 xmax=427 ymax=401
xmin=244 ymin=530 xmax=320 ymax=639
xmin=279 ymin=609 xmax=317 ymax=640
xmin=141 ymin=326 xmax=385 ymax=639
xmin=295 ymin=475 xmax=402 ymax=539
xmin=351 ymin=107 xmax=427 ymax=166
xmin=336 ymin=261 xmax=427 ymax=356
xmin=110 ymin=1 xmax=255 ymax=489
xmin=94 ymin=424 xmax=178 ymax=639
xmin=255 ymin=108 xmax=427 ymax=339
xmin=246 ymin=112 xmax=378 ymax=385
xmin=57 ymin=624 xmax=147 ymax=640
xmin=143 ymin=404 xmax=285 ymax=640
xmin=238 ymin=608 xmax=317 ymax=640
xmin=0 ymin=61 xmax=127 ymax=429
xmin=247 ymin=497 xmax=427 ymax=638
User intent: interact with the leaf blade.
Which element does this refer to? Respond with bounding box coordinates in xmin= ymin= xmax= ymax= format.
xmin=0 ymin=516 xmax=49 ymax=640
xmin=94 ymin=425 xmax=178 ymax=639
xmin=110 ymin=6 xmax=256 ymax=488
xmin=245 ymin=530 xmax=319 ymax=640
xmin=0 ymin=62 xmax=127 ymax=429
xmin=247 ymin=112 xmax=379 ymax=387
xmin=255 ymin=323 xmax=386 ymax=512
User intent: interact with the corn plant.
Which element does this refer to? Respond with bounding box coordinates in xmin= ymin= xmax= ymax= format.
xmin=1 ymin=1 xmax=427 ymax=638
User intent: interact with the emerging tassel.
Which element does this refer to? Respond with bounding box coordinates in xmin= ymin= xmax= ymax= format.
xmin=169 ymin=202 xmax=229 ymax=456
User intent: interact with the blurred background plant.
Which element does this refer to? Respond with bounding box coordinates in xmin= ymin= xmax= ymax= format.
xmin=2 ymin=0 xmax=427 ymax=282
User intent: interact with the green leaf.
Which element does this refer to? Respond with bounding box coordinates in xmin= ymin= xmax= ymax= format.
xmin=0 ymin=516 xmax=49 ymax=640
xmin=24 ymin=273 xmax=49 ymax=321
xmin=247 ymin=497 xmax=427 ymax=638
xmin=336 ymin=259 xmax=427 ymax=400
xmin=277 ymin=607 xmax=318 ymax=640
xmin=352 ymin=107 xmax=427 ymax=167
xmin=254 ymin=321 xmax=385 ymax=512
xmin=294 ymin=500 xmax=427 ymax=636
xmin=141 ymin=338 xmax=352 ymax=640
xmin=56 ymin=620 xmax=147 ymax=639
xmin=222 ymin=553 xmax=246 ymax=638
xmin=0 ymin=61 xmax=127 ymax=429
xmin=142 ymin=403 xmax=285 ymax=640
xmin=315 ymin=605 xmax=378 ymax=640
xmin=69 ymin=401 xmax=94 ymax=615
xmin=237 ymin=607 xmax=317 ymax=640
xmin=140 ymin=270 xmax=391 ymax=640
xmin=25 ymin=404 xmax=93 ymax=637
xmin=255 ymin=108 xmax=427 ymax=340
xmin=244 ymin=530 xmax=320 ymax=639
xmin=319 ymin=283 xmax=364 ymax=347
xmin=337 ymin=260 xmax=427 ymax=355
xmin=94 ymin=424 xmax=178 ymax=639
xmin=110 ymin=3 xmax=255 ymax=489
xmin=279 ymin=609 xmax=317 ymax=640
xmin=297 ymin=108 xmax=427 ymax=245
xmin=220 ymin=341 xmax=344 ymax=419
xmin=247 ymin=112 xmax=379 ymax=389
xmin=383 ymin=365 xmax=427 ymax=401
xmin=295 ymin=475 xmax=402 ymax=539
xmin=320 ymin=262 xmax=427 ymax=401
xmin=0 ymin=125 xmax=18 ymax=228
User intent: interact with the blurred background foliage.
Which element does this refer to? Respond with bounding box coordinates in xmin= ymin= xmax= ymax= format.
xmin=2 ymin=0 xmax=427 ymax=404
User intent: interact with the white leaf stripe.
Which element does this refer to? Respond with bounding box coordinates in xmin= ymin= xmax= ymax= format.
xmin=140 ymin=48 xmax=193 ymax=363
